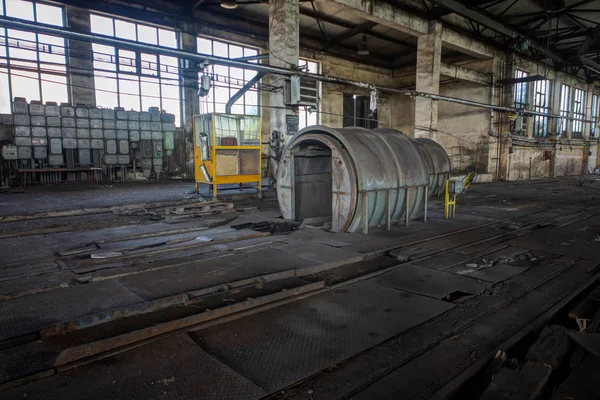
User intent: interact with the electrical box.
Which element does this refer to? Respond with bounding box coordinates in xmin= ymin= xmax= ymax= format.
xmin=104 ymin=120 xmax=116 ymax=130
xmin=106 ymin=139 xmax=117 ymax=155
xmin=50 ymin=138 xmax=63 ymax=155
xmin=34 ymin=147 xmax=47 ymax=160
xmin=89 ymin=108 xmax=102 ymax=119
xmin=2 ymin=145 xmax=18 ymax=160
xmin=119 ymin=140 xmax=130 ymax=154
xmin=62 ymin=138 xmax=77 ymax=149
xmin=91 ymin=139 xmax=104 ymax=149
xmin=78 ymin=149 xmax=92 ymax=165
xmin=49 ymin=154 xmax=64 ymax=166
xmin=15 ymin=137 xmax=32 ymax=146
xmin=15 ymin=126 xmax=31 ymax=137
xmin=91 ymin=129 xmax=103 ymax=139
xmin=129 ymin=131 xmax=140 ymax=142
xmin=48 ymin=128 xmax=61 ymax=138
xmin=140 ymin=140 xmax=153 ymax=158
xmin=47 ymin=116 xmax=61 ymax=127
xmin=32 ymin=127 xmax=46 ymax=138
xmin=104 ymin=129 xmax=116 ymax=139
xmin=18 ymin=147 xmax=31 ymax=159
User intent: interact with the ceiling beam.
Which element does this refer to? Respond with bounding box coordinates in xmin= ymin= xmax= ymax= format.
xmin=577 ymin=25 xmax=600 ymax=56
xmin=323 ymin=21 xmax=377 ymax=50
xmin=299 ymin=7 xmax=414 ymax=49
xmin=313 ymin=0 xmax=427 ymax=37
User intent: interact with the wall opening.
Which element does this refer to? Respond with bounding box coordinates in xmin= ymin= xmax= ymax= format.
xmin=292 ymin=139 xmax=332 ymax=222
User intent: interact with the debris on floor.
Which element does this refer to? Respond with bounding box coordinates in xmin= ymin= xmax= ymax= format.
xmin=231 ymin=221 xmax=298 ymax=235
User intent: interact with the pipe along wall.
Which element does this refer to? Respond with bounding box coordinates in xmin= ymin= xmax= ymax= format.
xmin=277 ymin=126 xmax=451 ymax=233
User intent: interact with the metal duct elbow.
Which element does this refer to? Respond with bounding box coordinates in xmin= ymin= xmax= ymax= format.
xmin=277 ymin=126 xmax=449 ymax=233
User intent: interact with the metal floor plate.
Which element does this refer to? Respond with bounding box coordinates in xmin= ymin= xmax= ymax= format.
xmin=119 ymin=247 xmax=317 ymax=300
xmin=446 ymin=263 xmax=529 ymax=283
xmin=3 ymin=334 xmax=266 ymax=400
xmin=193 ymin=280 xmax=452 ymax=393
xmin=372 ymin=264 xmax=490 ymax=299
xmin=0 ymin=280 xmax=144 ymax=341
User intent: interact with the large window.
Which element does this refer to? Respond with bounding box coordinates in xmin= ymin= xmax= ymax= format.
xmin=559 ymin=84 xmax=571 ymax=136
xmin=298 ymin=58 xmax=319 ymax=130
xmin=342 ymin=94 xmax=377 ymax=128
xmin=197 ymin=37 xmax=259 ymax=115
xmin=591 ymin=94 xmax=598 ymax=138
xmin=0 ymin=0 xmax=68 ymax=113
xmin=532 ymin=79 xmax=551 ymax=137
xmin=572 ymin=88 xmax=585 ymax=138
xmin=513 ymin=69 xmax=529 ymax=135
xmin=90 ymin=14 xmax=181 ymax=125
xmin=514 ymin=69 xmax=529 ymax=109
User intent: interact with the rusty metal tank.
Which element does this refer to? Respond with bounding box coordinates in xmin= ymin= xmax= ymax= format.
xmin=277 ymin=126 xmax=448 ymax=233
xmin=414 ymin=138 xmax=452 ymax=196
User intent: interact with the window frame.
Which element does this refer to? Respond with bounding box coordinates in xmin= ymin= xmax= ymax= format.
xmin=0 ymin=0 xmax=69 ymax=112
xmin=559 ymin=84 xmax=571 ymax=136
xmin=90 ymin=13 xmax=181 ymax=125
xmin=197 ymin=36 xmax=261 ymax=116
xmin=532 ymin=79 xmax=551 ymax=137
xmin=591 ymin=94 xmax=598 ymax=138
xmin=342 ymin=93 xmax=378 ymax=129
xmin=572 ymin=88 xmax=585 ymax=138
xmin=297 ymin=57 xmax=320 ymax=130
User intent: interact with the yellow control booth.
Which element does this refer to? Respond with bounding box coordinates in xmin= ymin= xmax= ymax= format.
xmin=193 ymin=113 xmax=262 ymax=197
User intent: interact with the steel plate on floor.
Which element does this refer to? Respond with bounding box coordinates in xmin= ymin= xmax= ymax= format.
xmin=372 ymin=264 xmax=490 ymax=299
xmin=193 ymin=280 xmax=452 ymax=393
xmin=446 ymin=263 xmax=529 ymax=283
xmin=0 ymin=280 xmax=144 ymax=341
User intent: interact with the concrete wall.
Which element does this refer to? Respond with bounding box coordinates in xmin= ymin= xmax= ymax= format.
xmin=436 ymin=81 xmax=491 ymax=174
xmin=507 ymin=147 xmax=552 ymax=181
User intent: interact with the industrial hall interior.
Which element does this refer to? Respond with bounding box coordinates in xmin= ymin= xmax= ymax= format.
xmin=3 ymin=0 xmax=600 ymax=399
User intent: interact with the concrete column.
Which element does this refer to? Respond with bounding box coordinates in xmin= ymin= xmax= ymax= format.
xmin=180 ymin=27 xmax=200 ymax=137
xmin=268 ymin=0 xmax=299 ymax=175
xmin=65 ymin=6 xmax=96 ymax=106
xmin=179 ymin=25 xmax=200 ymax=179
xmin=414 ymin=21 xmax=442 ymax=139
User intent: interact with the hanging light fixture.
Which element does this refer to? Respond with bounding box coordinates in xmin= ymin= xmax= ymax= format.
xmin=220 ymin=0 xmax=238 ymax=9
xmin=357 ymin=34 xmax=370 ymax=56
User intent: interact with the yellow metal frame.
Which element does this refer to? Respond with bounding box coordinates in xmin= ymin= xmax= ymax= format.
xmin=193 ymin=113 xmax=262 ymax=198
xmin=444 ymin=172 xmax=474 ymax=219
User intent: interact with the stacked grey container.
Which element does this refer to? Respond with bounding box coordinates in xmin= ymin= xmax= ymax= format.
xmin=0 ymin=98 xmax=176 ymax=178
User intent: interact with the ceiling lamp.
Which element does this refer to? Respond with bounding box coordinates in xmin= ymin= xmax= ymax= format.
xmin=220 ymin=0 xmax=238 ymax=9
xmin=357 ymin=34 xmax=370 ymax=56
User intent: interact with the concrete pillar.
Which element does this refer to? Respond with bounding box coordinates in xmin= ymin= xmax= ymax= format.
xmin=414 ymin=21 xmax=442 ymax=139
xmin=268 ymin=0 xmax=299 ymax=176
xmin=179 ymin=25 xmax=200 ymax=179
xmin=180 ymin=27 xmax=200 ymax=137
xmin=65 ymin=6 xmax=96 ymax=106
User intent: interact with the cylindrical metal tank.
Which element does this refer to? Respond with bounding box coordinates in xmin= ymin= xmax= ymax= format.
xmin=277 ymin=126 xmax=448 ymax=233
xmin=414 ymin=138 xmax=452 ymax=196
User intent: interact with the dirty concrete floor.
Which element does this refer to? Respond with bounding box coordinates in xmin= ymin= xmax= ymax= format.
xmin=1 ymin=176 xmax=600 ymax=399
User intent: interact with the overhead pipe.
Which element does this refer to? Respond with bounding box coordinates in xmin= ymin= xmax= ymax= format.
xmin=0 ymin=16 xmax=594 ymax=123
xmin=225 ymin=72 xmax=265 ymax=114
